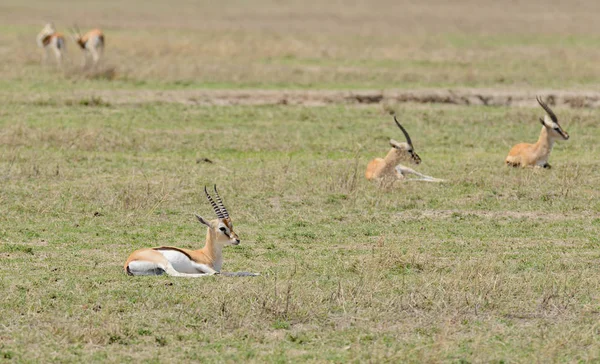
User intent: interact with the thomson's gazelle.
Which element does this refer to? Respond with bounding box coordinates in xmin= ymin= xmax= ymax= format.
xmin=37 ymin=23 xmax=66 ymax=65
xmin=71 ymin=26 xmax=105 ymax=68
xmin=124 ymin=186 xmax=258 ymax=277
xmin=505 ymin=96 xmax=570 ymax=169
xmin=366 ymin=116 xmax=443 ymax=183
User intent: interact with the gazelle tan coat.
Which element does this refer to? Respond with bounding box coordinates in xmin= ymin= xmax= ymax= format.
xmin=124 ymin=186 xmax=255 ymax=277
xmin=71 ymin=27 xmax=105 ymax=68
xmin=37 ymin=23 xmax=66 ymax=65
xmin=366 ymin=116 xmax=443 ymax=183
xmin=506 ymin=96 xmax=569 ymax=168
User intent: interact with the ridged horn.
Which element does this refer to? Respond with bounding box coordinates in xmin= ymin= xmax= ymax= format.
xmin=204 ymin=186 xmax=225 ymax=219
xmin=213 ymin=185 xmax=229 ymax=219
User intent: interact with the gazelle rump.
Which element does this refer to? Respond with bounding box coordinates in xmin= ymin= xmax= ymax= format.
xmin=71 ymin=26 xmax=105 ymax=68
xmin=124 ymin=186 xmax=256 ymax=277
xmin=366 ymin=116 xmax=443 ymax=183
xmin=506 ymin=96 xmax=570 ymax=169
xmin=37 ymin=23 xmax=66 ymax=65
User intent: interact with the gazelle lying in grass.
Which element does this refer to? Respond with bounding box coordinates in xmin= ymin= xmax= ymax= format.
xmin=36 ymin=23 xmax=66 ymax=66
xmin=124 ymin=186 xmax=258 ymax=277
xmin=70 ymin=26 xmax=104 ymax=69
xmin=505 ymin=96 xmax=570 ymax=168
xmin=366 ymin=116 xmax=444 ymax=183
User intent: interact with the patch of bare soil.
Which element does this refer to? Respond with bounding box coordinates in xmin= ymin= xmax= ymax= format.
xmin=15 ymin=89 xmax=600 ymax=108
xmin=395 ymin=209 xmax=595 ymax=221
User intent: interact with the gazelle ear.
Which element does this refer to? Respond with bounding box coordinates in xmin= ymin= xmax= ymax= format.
xmin=539 ymin=117 xmax=546 ymax=126
xmin=195 ymin=214 xmax=211 ymax=227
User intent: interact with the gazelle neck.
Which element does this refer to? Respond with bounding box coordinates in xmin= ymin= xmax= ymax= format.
xmin=197 ymin=227 xmax=223 ymax=270
xmin=534 ymin=126 xmax=554 ymax=157
xmin=383 ymin=148 xmax=409 ymax=166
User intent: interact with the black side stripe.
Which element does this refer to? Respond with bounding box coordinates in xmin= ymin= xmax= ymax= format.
xmin=152 ymin=246 xmax=194 ymax=260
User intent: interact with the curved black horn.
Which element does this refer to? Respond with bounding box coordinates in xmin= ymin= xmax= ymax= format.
xmin=393 ymin=115 xmax=413 ymax=147
xmin=536 ymin=96 xmax=558 ymax=123
xmin=213 ymin=185 xmax=229 ymax=219
xmin=204 ymin=186 xmax=225 ymax=219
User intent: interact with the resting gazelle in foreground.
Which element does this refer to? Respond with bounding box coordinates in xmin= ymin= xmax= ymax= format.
xmin=124 ymin=186 xmax=258 ymax=277
xmin=366 ymin=116 xmax=444 ymax=183
xmin=70 ymin=26 xmax=104 ymax=68
xmin=505 ymin=96 xmax=570 ymax=168
xmin=36 ymin=23 xmax=66 ymax=65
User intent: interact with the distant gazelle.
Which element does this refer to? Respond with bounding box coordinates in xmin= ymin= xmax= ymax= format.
xmin=124 ymin=186 xmax=258 ymax=277
xmin=36 ymin=23 xmax=66 ymax=65
xmin=505 ymin=96 xmax=570 ymax=168
xmin=71 ymin=26 xmax=104 ymax=68
xmin=366 ymin=116 xmax=443 ymax=183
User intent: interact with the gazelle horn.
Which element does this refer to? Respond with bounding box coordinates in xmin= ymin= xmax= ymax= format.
xmin=393 ymin=115 xmax=414 ymax=147
xmin=536 ymin=96 xmax=558 ymax=123
xmin=213 ymin=185 xmax=230 ymax=219
xmin=204 ymin=186 xmax=225 ymax=219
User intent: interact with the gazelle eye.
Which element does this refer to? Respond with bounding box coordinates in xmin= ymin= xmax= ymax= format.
xmin=219 ymin=227 xmax=227 ymax=232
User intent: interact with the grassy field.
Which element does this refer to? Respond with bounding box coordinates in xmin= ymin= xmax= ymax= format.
xmin=2 ymin=0 xmax=600 ymax=362
xmin=2 ymin=0 xmax=600 ymax=91
xmin=2 ymin=102 xmax=600 ymax=362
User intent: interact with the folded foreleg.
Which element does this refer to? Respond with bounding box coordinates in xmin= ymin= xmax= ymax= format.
xmin=395 ymin=165 xmax=445 ymax=183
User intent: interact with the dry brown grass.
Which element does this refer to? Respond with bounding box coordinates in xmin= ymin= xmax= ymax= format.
xmin=2 ymin=0 xmax=600 ymax=90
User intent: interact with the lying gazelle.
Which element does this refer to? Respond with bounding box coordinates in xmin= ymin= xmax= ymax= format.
xmin=366 ymin=116 xmax=444 ymax=183
xmin=36 ymin=23 xmax=66 ymax=65
xmin=505 ymin=96 xmax=570 ymax=168
xmin=124 ymin=186 xmax=258 ymax=277
xmin=70 ymin=26 xmax=104 ymax=69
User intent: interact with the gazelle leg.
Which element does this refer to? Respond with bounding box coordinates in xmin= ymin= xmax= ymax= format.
xmin=164 ymin=264 xmax=216 ymax=277
xmin=90 ymin=48 xmax=100 ymax=68
xmin=42 ymin=48 xmax=49 ymax=66
xmin=220 ymin=271 xmax=261 ymax=277
xmin=82 ymin=53 xmax=90 ymax=69
xmin=53 ymin=48 xmax=62 ymax=66
xmin=189 ymin=262 xmax=219 ymax=275
xmin=395 ymin=165 xmax=445 ymax=182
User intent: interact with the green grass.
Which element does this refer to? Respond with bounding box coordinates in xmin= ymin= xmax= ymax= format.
xmin=1 ymin=102 xmax=600 ymax=362
xmin=2 ymin=0 xmax=600 ymax=361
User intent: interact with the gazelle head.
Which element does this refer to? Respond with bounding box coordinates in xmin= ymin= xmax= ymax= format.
xmin=37 ymin=22 xmax=56 ymax=47
xmin=537 ymin=96 xmax=569 ymax=141
xmin=69 ymin=25 xmax=85 ymax=48
xmin=195 ymin=185 xmax=240 ymax=246
xmin=389 ymin=116 xmax=421 ymax=165
xmin=40 ymin=22 xmax=56 ymax=36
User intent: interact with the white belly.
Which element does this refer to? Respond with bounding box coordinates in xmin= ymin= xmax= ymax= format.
xmin=157 ymin=249 xmax=207 ymax=273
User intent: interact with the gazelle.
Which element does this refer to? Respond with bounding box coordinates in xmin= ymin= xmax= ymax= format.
xmin=124 ymin=186 xmax=258 ymax=277
xmin=366 ymin=116 xmax=444 ymax=183
xmin=505 ymin=96 xmax=570 ymax=168
xmin=36 ymin=23 xmax=66 ymax=65
xmin=70 ymin=26 xmax=104 ymax=68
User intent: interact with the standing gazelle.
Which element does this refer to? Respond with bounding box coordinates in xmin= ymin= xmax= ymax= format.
xmin=505 ymin=96 xmax=570 ymax=168
xmin=124 ymin=186 xmax=257 ymax=277
xmin=71 ymin=26 xmax=104 ymax=69
xmin=36 ymin=23 xmax=66 ymax=65
xmin=366 ymin=116 xmax=443 ymax=183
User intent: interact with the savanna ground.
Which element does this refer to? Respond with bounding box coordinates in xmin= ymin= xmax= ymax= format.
xmin=2 ymin=0 xmax=600 ymax=362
